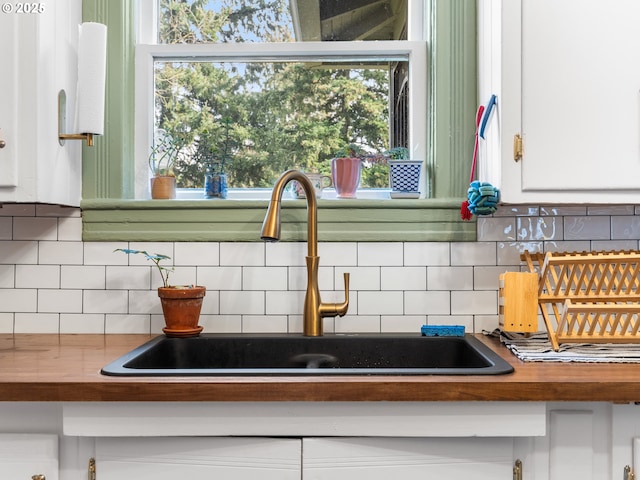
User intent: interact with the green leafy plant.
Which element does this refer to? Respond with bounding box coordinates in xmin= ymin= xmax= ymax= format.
xmin=384 ymin=147 xmax=409 ymax=160
xmin=149 ymin=129 xmax=184 ymax=177
xmin=197 ymin=116 xmax=236 ymax=175
xmin=115 ymin=249 xmax=173 ymax=288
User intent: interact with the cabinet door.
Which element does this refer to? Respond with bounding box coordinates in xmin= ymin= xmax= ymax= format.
xmin=0 ymin=9 xmax=19 ymax=188
xmin=482 ymin=0 xmax=640 ymax=203
xmin=95 ymin=437 xmax=301 ymax=480
xmin=303 ymin=437 xmax=513 ymax=480
xmin=0 ymin=434 xmax=58 ymax=480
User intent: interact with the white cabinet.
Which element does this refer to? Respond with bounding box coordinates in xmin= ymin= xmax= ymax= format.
xmin=0 ymin=434 xmax=58 ymax=480
xmin=303 ymin=437 xmax=513 ymax=480
xmin=94 ymin=437 xmax=301 ymax=480
xmin=0 ymin=0 xmax=83 ymax=206
xmin=479 ymin=0 xmax=640 ymax=203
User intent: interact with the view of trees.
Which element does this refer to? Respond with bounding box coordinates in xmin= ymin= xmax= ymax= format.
xmin=156 ymin=0 xmax=393 ymax=189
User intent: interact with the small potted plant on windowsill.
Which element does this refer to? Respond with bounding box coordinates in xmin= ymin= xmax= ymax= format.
xmin=149 ymin=129 xmax=184 ymax=199
xmin=115 ymin=249 xmax=206 ymax=337
xmin=195 ymin=117 xmax=236 ymax=199
xmin=385 ymin=146 xmax=423 ymax=199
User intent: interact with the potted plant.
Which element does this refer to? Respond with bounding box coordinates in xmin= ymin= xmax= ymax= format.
xmin=195 ymin=117 xmax=235 ymax=199
xmin=115 ymin=248 xmax=206 ymax=337
xmin=330 ymin=144 xmax=392 ymax=198
xmin=330 ymin=144 xmax=367 ymax=198
xmin=149 ymin=129 xmax=183 ymax=199
xmin=385 ymin=146 xmax=423 ymax=199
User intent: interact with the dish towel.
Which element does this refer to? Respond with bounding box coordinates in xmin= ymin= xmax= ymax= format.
xmin=485 ymin=329 xmax=640 ymax=363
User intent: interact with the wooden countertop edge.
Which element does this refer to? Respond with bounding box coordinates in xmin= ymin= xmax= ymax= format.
xmin=2 ymin=333 xmax=640 ymax=402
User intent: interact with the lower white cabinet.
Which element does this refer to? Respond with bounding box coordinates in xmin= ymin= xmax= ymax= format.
xmin=303 ymin=437 xmax=513 ymax=480
xmin=94 ymin=437 xmax=301 ymax=480
xmin=0 ymin=434 xmax=58 ymax=480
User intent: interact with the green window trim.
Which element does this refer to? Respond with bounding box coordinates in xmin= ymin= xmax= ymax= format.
xmin=80 ymin=0 xmax=477 ymax=243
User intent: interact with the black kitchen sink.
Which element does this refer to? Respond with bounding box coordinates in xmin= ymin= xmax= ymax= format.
xmin=100 ymin=333 xmax=514 ymax=376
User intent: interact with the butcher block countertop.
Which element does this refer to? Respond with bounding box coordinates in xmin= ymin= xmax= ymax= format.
xmin=1 ymin=333 xmax=640 ymax=403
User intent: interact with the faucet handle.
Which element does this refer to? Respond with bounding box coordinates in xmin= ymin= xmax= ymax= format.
xmin=318 ymin=272 xmax=350 ymax=318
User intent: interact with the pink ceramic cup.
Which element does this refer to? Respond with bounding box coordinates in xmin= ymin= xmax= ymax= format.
xmin=331 ymin=157 xmax=361 ymax=198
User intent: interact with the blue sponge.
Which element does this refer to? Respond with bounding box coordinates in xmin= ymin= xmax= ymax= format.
xmin=421 ymin=325 xmax=465 ymax=337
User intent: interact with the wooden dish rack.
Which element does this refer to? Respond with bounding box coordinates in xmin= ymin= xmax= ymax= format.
xmin=504 ymin=250 xmax=640 ymax=351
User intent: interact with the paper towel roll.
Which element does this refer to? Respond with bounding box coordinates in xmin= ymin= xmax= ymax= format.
xmin=74 ymin=22 xmax=107 ymax=135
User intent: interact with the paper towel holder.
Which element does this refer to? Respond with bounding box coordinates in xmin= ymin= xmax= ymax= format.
xmin=58 ymin=89 xmax=95 ymax=147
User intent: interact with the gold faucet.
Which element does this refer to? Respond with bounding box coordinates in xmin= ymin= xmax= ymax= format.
xmin=261 ymin=169 xmax=350 ymax=336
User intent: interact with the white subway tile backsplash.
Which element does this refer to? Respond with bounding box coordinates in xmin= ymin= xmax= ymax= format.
xmin=14 ymin=313 xmax=59 ymax=333
xmin=57 ymin=217 xmax=83 ymax=241
xmin=160 ymin=266 xmax=197 ymax=288
xmin=128 ymin=289 xmax=162 ymax=315
xmin=358 ymin=242 xmax=403 ymax=266
xmin=13 ymin=217 xmax=58 ymax=240
xmin=106 ymin=266 xmax=150 ymax=290
xmin=318 ymin=242 xmax=358 ymax=266
xmin=290 ymin=266 xmax=334 ymax=291
xmin=335 ymin=315 xmax=380 ymax=333
xmin=0 ymin=218 xmax=12 ymax=240
xmin=38 ymin=289 xmax=82 ymax=313
xmin=474 ymin=266 xmax=518 ymax=290
xmin=403 ymin=242 xmax=450 ymax=266
xmin=242 ymin=315 xmax=288 ymax=333
xmin=404 ymin=291 xmax=450 ymax=315
xmin=197 ymin=266 xmax=242 ymax=290
xmin=451 ymin=291 xmax=497 ymax=316
xmin=517 ymin=216 xmax=563 ymax=241
xmin=15 ymin=265 xmax=60 ymax=289
xmin=335 ymin=266 xmax=379 ymax=291
xmin=60 ymin=313 xmax=105 ymax=334
xmin=357 ymin=291 xmax=403 ymax=315
xmin=380 ymin=266 xmax=426 ymax=291
xmin=0 ymin=313 xmax=13 ymax=332
xmin=61 ymin=265 xmax=106 ymax=289
xmin=564 ymin=216 xmax=610 ymax=240
xmin=0 ymin=288 xmax=37 ymax=312
xmin=265 ymin=290 xmax=303 ymax=315
xmin=476 ymin=217 xmax=516 ymax=242
xmin=39 ymin=241 xmax=83 ymax=265
xmin=0 ymin=240 xmax=38 ymax=264
xmin=105 ymin=314 xmax=150 ymax=334
xmin=427 ymin=266 xmax=473 ymax=291
xmin=0 ymin=265 xmax=14 ymax=288
xmin=220 ymin=242 xmax=265 ymax=266
xmin=83 ymin=290 xmax=128 ymax=314
xmin=451 ymin=242 xmax=496 ymax=266
xmin=611 ymin=215 xmax=640 ymax=240
xmin=1 ymin=203 xmax=639 ymax=334
xmin=221 ymin=290 xmax=265 ymax=315
xmin=0 ymin=204 xmax=35 ymax=216
xmin=174 ymin=242 xmax=219 ymax=266
xmin=85 ymin=242 xmax=128 ymax=265
xmin=381 ymin=315 xmax=425 ymax=332
xmin=266 ymin=242 xmax=307 ymax=266
xmin=242 ymin=266 xmax=288 ymax=291
xmin=196 ymin=314 xmax=242 ymax=334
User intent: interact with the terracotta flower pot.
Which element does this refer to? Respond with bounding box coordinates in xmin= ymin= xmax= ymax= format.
xmin=150 ymin=175 xmax=176 ymax=199
xmin=158 ymin=286 xmax=206 ymax=337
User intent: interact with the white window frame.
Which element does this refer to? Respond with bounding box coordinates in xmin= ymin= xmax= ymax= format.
xmin=134 ymin=1 xmax=427 ymax=200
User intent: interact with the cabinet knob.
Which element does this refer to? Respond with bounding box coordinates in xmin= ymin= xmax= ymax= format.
xmin=32 ymin=475 xmax=46 ymax=480
xmin=0 ymin=128 xmax=5 ymax=148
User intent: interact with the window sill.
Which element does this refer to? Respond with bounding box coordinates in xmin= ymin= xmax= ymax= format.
xmin=81 ymin=197 xmax=476 ymax=242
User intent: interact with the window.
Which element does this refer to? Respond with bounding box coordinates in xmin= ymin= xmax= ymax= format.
xmin=134 ymin=0 xmax=426 ymax=199
xmin=80 ymin=0 xmax=477 ymax=242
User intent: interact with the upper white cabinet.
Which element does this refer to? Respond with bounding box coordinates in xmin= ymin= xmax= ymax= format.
xmin=479 ymin=0 xmax=640 ymax=203
xmin=0 ymin=0 xmax=83 ymax=206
